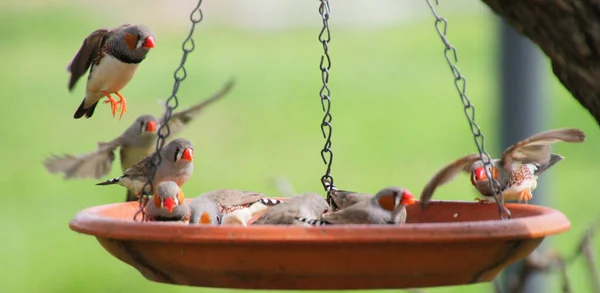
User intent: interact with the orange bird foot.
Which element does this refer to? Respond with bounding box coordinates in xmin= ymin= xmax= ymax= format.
xmin=518 ymin=190 xmax=533 ymax=204
xmin=101 ymin=91 xmax=118 ymax=117
xmin=474 ymin=198 xmax=490 ymax=204
xmin=114 ymin=91 xmax=128 ymax=120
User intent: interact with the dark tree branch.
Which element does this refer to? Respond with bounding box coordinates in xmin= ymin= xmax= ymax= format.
xmin=481 ymin=0 xmax=600 ymax=126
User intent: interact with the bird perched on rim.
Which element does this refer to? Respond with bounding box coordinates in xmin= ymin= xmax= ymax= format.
xmin=296 ymin=186 xmax=416 ymax=225
xmin=67 ymin=24 xmax=155 ymax=119
xmin=420 ymin=128 xmax=586 ymax=208
xmin=44 ymin=79 xmax=233 ymax=201
xmin=253 ymin=193 xmax=329 ymax=225
xmin=144 ymin=181 xmax=190 ymax=223
xmin=96 ymin=138 xmax=194 ymax=199
xmin=329 ymin=189 xmax=373 ymax=210
xmin=198 ymin=189 xmax=282 ymax=225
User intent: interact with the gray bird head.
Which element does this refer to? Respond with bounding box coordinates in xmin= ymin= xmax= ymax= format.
xmin=109 ymin=24 xmax=155 ymax=63
xmin=152 ymin=181 xmax=184 ymax=214
xmin=162 ymin=138 xmax=194 ymax=164
xmin=372 ymin=186 xmax=416 ymax=211
xmin=469 ymin=160 xmax=500 ymax=196
xmin=121 ymin=114 xmax=158 ymax=147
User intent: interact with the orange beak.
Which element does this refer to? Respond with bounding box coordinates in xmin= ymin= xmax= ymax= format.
xmin=474 ymin=167 xmax=488 ymax=181
xmin=182 ymin=148 xmax=193 ymax=161
xmin=400 ymin=190 xmax=417 ymax=206
xmin=145 ymin=120 xmax=157 ymax=132
xmin=164 ymin=197 xmax=175 ymax=213
xmin=143 ymin=36 xmax=155 ymax=48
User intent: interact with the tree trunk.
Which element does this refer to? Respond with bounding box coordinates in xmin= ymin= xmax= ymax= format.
xmin=481 ymin=0 xmax=600 ymax=126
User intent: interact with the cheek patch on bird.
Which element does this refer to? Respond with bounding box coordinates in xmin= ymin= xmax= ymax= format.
xmin=378 ymin=194 xmax=396 ymax=211
xmin=200 ymin=211 xmax=212 ymax=224
xmin=124 ymin=33 xmax=138 ymax=50
xmin=177 ymin=190 xmax=185 ymax=207
xmin=153 ymin=194 xmax=161 ymax=209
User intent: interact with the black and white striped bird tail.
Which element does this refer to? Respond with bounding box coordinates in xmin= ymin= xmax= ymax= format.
xmin=295 ymin=217 xmax=332 ymax=226
xmin=257 ymin=198 xmax=283 ymax=206
xmin=96 ymin=176 xmax=122 ymax=186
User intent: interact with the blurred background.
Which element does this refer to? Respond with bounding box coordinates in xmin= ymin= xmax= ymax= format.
xmin=1 ymin=0 xmax=598 ymax=292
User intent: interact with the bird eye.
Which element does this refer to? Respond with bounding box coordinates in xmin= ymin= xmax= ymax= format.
xmin=174 ymin=147 xmax=180 ymax=162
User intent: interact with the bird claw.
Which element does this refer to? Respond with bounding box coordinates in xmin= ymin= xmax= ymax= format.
xmin=102 ymin=91 xmax=127 ymax=119
xmin=102 ymin=91 xmax=118 ymax=117
xmin=474 ymin=198 xmax=490 ymax=204
xmin=518 ymin=190 xmax=533 ymax=204
xmin=114 ymin=92 xmax=128 ymax=120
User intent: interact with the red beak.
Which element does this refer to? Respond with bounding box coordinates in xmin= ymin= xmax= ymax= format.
xmin=143 ymin=36 xmax=155 ymax=48
xmin=182 ymin=148 xmax=193 ymax=161
xmin=164 ymin=197 xmax=175 ymax=213
xmin=400 ymin=190 xmax=417 ymax=206
xmin=474 ymin=167 xmax=488 ymax=181
xmin=145 ymin=120 xmax=157 ymax=132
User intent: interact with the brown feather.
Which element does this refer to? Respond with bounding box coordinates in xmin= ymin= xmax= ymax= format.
xmin=420 ymin=153 xmax=481 ymax=208
xmin=67 ymin=28 xmax=111 ymax=91
xmin=501 ymin=128 xmax=585 ymax=173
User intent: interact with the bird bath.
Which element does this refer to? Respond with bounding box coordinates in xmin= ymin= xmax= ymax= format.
xmin=69 ymin=199 xmax=570 ymax=290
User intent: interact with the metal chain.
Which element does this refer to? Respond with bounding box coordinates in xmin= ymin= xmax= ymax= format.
xmin=317 ymin=0 xmax=338 ymax=209
xmin=133 ymin=0 xmax=205 ymax=222
xmin=423 ymin=0 xmax=510 ymax=220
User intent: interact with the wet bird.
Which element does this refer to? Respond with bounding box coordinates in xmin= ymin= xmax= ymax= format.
xmin=96 ymin=138 xmax=194 ymax=199
xmin=296 ymin=187 xmax=416 ymax=225
xmin=143 ymin=181 xmax=190 ymax=223
xmin=253 ymin=193 xmax=329 ymax=225
xmin=420 ymin=128 xmax=586 ymax=207
xmin=67 ymin=24 xmax=155 ymax=119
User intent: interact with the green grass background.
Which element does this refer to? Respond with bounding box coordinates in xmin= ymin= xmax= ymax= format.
xmin=1 ymin=2 xmax=598 ymax=293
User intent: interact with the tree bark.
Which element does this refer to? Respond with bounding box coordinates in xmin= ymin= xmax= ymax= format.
xmin=480 ymin=0 xmax=600 ymax=126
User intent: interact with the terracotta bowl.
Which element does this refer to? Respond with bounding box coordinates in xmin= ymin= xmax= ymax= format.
xmin=69 ymin=200 xmax=570 ymax=290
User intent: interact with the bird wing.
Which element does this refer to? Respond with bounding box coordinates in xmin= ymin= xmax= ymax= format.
xmin=66 ymin=28 xmax=111 ymax=91
xmin=43 ymin=139 xmax=120 ymax=179
xmin=160 ymin=78 xmax=234 ymax=137
xmin=122 ymin=153 xmax=153 ymax=179
xmin=420 ymin=153 xmax=482 ymax=208
xmin=501 ymin=128 xmax=585 ymax=173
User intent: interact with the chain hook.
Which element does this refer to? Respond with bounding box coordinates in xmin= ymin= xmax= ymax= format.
xmin=423 ymin=0 xmax=510 ymax=220
xmin=134 ymin=0 xmax=205 ymax=221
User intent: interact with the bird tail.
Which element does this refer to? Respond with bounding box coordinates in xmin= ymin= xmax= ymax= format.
xmin=534 ymin=154 xmax=565 ymax=176
xmin=74 ymin=98 xmax=98 ymax=119
xmin=96 ymin=176 xmax=121 ymax=186
xmin=257 ymin=198 xmax=283 ymax=206
xmin=295 ymin=217 xmax=331 ymax=226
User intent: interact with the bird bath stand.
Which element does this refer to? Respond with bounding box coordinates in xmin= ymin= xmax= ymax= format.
xmin=68 ymin=0 xmax=573 ymax=290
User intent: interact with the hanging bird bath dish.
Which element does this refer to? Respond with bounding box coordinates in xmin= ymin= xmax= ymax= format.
xmin=69 ymin=0 xmax=572 ymax=290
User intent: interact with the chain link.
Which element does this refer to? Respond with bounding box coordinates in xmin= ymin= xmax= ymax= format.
xmin=423 ymin=0 xmax=510 ymax=220
xmin=317 ymin=0 xmax=338 ymax=208
xmin=133 ymin=0 xmax=205 ymax=222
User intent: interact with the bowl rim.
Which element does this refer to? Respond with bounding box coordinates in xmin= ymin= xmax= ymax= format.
xmin=69 ymin=200 xmax=571 ymax=243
